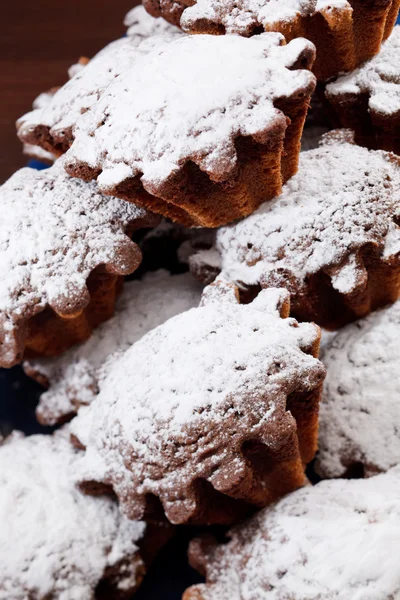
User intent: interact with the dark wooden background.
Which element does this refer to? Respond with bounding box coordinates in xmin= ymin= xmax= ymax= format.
xmin=0 ymin=0 xmax=138 ymax=183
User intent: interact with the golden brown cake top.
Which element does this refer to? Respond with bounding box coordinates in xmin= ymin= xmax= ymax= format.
xmin=64 ymin=33 xmax=315 ymax=195
xmin=326 ymin=25 xmax=400 ymax=116
xmin=0 ymin=429 xmax=146 ymax=600
xmin=0 ymin=159 xmax=155 ymax=367
xmin=185 ymin=464 xmax=400 ymax=600
xmin=73 ymin=282 xmax=324 ymax=524
xmin=190 ymin=130 xmax=400 ymax=297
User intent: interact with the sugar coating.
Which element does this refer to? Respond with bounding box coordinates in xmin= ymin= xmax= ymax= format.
xmin=27 ymin=270 xmax=203 ymax=425
xmin=0 ymin=159 xmax=149 ymax=366
xmin=316 ymin=300 xmax=400 ymax=478
xmin=124 ymin=4 xmax=181 ymax=36
xmin=65 ymin=33 xmax=315 ymax=193
xmin=180 ymin=0 xmax=351 ymax=34
xmin=75 ymin=284 xmax=324 ymax=522
xmin=0 ymin=430 xmax=146 ymax=600
xmin=191 ymin=134 xmax=400 ymax=297
xmin=189 ymin=465 xmax=400 ymax=600
xmin=326 ymin=26 xmax=400 ymax=116
xmin=17 ymin=13 xmax=180 ymax=149
xmin=23 ymin=89 xmax=58 ymax=163
xmin=23 ymin=143 xmax=56 ymax=164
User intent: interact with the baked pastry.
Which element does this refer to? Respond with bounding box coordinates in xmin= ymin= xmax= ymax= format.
xmin=325 ymin=25 xmax=400 ymax=155
xmin=184 ymin=464 xmax=400 ymax=600
xmin=64 ymin=32 xmax=316 ymax=227
xmin=142 ymin=0 xmax=400 ymax=80
xmin=22 ymin=89 xmax=58 ymax=164
xmin=124 ymin=3 xmax=180 ymax=36
xmin=0 ymin=159 xmax=157 ymax=368
xmin=22 ymin=58 xmax=90 ymax=164
xmin=190 ymin=130 xmax=400 ymax=330
xmin=0 ymin=429 xmax=172 ymax=599
xmin=316 ymin=299 xmax=400 ymax=479
xmin=24 ymin=270 xmax=203 ymax=426
xmin=16 ymin=7 xmax=181 ymax=158
xmin=73 ymin=282 xmax=325 ymax=525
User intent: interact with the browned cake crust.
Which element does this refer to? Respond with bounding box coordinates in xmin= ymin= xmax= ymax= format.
xmin=73 ymin=283 xmax=325 ymax=526
xmin=183 ymin=467 xmax=400 ymax=600
xmin=143 ymin=0 xmax=400 ymax=81
xmin=325 ymin=25 xmax=400 ymax=155
xmin=189 ymin=130 xmax=400 ymax=331
xmin=63 ymin=34 xmax=316 ymax=228
xmin=0 ymin=161 xmax=158 ymax=368
xmin=74 ymin=103 xmax=312 ymax=229
xmin=22 ymin=269 xmax=123 ymax=362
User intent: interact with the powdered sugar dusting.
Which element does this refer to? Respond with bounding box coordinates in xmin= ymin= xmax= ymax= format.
xmin=125 ymin=4 xmax=181 ymax=36
xmin=316 ymin=300 xmax=400 ymax=478
xmin=65 ymin=33 xmax=315 ymax=193
xmin=0 ymin=430 xmax=146 ymax=600
xmin=75 ymin=284 xmax=324 ymax=522
xmin=17 ymin=24 xmax=180 ymax=150
xmin=180 ymin=0 xmax=350 ymax=34
xmin=0 ymin=159 xmax=150 ymax=367
xmin=326 ymin=26 xmax=400 ymax=116
xmin=23 ymin=89 xmax=57 ymax=163
xmin=26 ymin=270 xmax=203 ymax=425
xmin=191 ymin=134 xmax=400 ymax=298
xmin=189 ymin=465 xmax=400 ymax=600
xmin=23 ymin=143 xmax=56 ymax=164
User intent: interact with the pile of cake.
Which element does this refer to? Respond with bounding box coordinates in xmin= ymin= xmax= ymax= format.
xmin=1 ymin=2 xmax=400 ymax=598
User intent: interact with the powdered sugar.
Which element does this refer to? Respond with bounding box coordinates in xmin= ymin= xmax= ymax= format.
xmin=23 ymin=89 xmax=57 ymax=163
xmin=188 ymin=465 xmax=400 ymax=600
xmin=179 ymin=0 xmax=350 ymax=34
xmin=326 ymin=26 xmax=400 ymax=116
xmin=191 ymin=133 xmax=400 ymax=299
xmin=0 ymin=159 xmax=150 ymax=367
xmin=23 ymin=143 xmax=56 ymax=164
xmin=65 ymin=33 xmax=315 ymax=193
xmin=316 ymin=300 xmax=400 ymax=478
xmin=125 ymin=4 xmax=181 ymax=36
xmin=26 ymin=270 xmax=203 ymax=425
xmin=17 ymin=21 xmax=179 ymax=151
xmin=0 ymin=430 xmax=146 ymax=600
xmin=75 ymin=284 xmax=324 ymax=523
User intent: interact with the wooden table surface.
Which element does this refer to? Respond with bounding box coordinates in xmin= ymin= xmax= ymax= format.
xmin=0 ymin=0 xmax=138 ymax=183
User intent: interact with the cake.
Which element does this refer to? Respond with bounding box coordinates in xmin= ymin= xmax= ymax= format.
xmin=0 ymin=429 xmax=172 ymax=600
xmin=73 ymin=282 xmax=325 ymax=525
xmin=24 ymin=270 xmax=203 ymax=426
xmin=16 ymin=7 xmax=181 ymax=158
xmin=316 ymin=299 xmax=400 ymax=479
xmin=142 ymin=0 xmax=400 ymax=80
xmin=64 ymin=32 xmax=316 ymax=227
xmin=326 ymin=25 xmax=400 ymax=155
xmin=190 ymin=130 xmax=400 ymax=329
xmin=0 ymin=159 xmax=157 ymax=368
xmin=184 ymin=464 xmax=400 ymax=599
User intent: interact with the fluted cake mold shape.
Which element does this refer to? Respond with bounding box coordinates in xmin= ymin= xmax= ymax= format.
xmin=0 ymin=159 xmax=157 ymax=367
xmin=74 ymin=281 xmax=325 ymax=525
xmin=142 ymin=0 xmax=400 ymax=80
xmin=190 ymin=129 xmax=400 ymax=329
